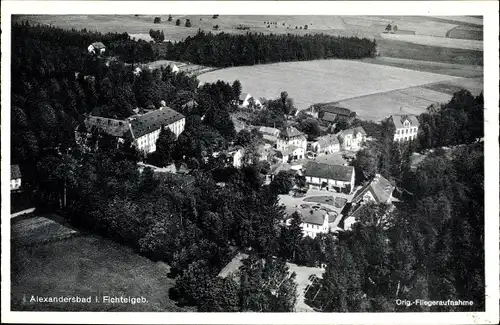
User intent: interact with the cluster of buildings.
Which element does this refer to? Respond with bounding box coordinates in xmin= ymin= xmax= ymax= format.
xmin=71 ymin=83 xmax=418 ymax=241
xmin=76 ymin=103 xmax=186 ymax=155
xmin=282 ymin=170 xmax=396 ymax=239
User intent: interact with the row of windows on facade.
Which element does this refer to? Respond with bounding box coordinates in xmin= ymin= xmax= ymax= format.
xmin=137 ymin=123 xmax=183 ymax=146
xmin=306 ymin=177 xmax=346 ymax=186
xmin=304 ymin=223 xmax=326 ymax=230
xmin=396 ymin=134 xmax=417 ymax=141
xmin=396 ymin=127 xmax=418 ymax=135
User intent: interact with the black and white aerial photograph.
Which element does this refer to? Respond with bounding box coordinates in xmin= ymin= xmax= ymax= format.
xmin=1 ymin=1 xmax=498 ymax=324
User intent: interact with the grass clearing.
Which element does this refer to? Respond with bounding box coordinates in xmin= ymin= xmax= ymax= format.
xmin=334 ymin=86 xmax=454 ymax=121
xmin=11 ymin=217 xmax=190 ymax=312
xmin=422 ymin=77 xmax=484 ymax=96
xmin=376 ymin=38 xmax=483 ymax=65
xmin=360 ymin=57 xmax=483 ymax=78
xmin=446 ymin=26 xmax=483 ymax=41
xmin=198 ymin=59 xmax=458 ymax=113
xmin=380 ymin=33 xmax=483 ymax=51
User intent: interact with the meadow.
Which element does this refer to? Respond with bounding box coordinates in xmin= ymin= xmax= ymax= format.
xmin=360 ymin=57 xmax=483 ymax=78
xmin=11 ymin=217 xmax=190 ymax=312
xmin=17 ymin=14 xmax=483 ymax=69
xmin=380 ymin=33 xmax=483 ymax=51
xmin=198 ymin=59 xmax=459 ymax=114
xmin=17 ymin=14 xmax=481 ymax=40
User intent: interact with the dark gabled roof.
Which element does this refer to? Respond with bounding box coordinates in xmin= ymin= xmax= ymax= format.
xmin=314 ymin=103 xmax=351 ymax=117
xmin=129 ymin=107 xmax=184 ymax=138
xmin=239 ymin=93 xmax=249 ymax=101
xmin=303 ymin=161 xmax=354 ymax=182
xmin=321 ymin=112 xmax=337 ymax=123
xmin=279 ymin=126 xmax=304 ymax=139
xmin=352 ymin=174 xmax=394 ymax=204
xmin=299 ymin=208 xmax=328 ymax=226
xmin=390 ymin=114 xmax=420 ymax=128
xmin=83 ymin=116 xmax=132 ymax=138
xmin=11 ymin=165 xmax=21 ymax=180
xmin=91 ymin=42 xmax=106 ymax=49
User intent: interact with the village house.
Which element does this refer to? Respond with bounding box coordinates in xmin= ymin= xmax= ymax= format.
xmin=257 ymin=126 xmax=280 ymax=147
xmin=389 ymin=114 xmax=419 ymax=142
xmin=306 ymin=103 xmax=354 ymax=125
xmin=11 ymin=165 xmax=22 ymax=191
xmin=87 ymin=42 xmax=106 ymax=55
xmin=342 ymin=174 xmax=396 ymax=231
xmin=239 ymin=93 xmax=261 ymax=108
xmin=284 ymin=202 xmax=347 ymax=238
xmin=352 ymin=174 xmax=395 ymax=206
xmin=337 ymin=126 xmax=367 ymax=151
xmin=303 ymin=161 xmax=355 ymax=194
xmin=77 ymin=105 xmax=185 ymax=155
xmin=212 ymin=146 xmax=245 ymax=168
xmin=276 ymin=127 xmax=307 ymax=162
xmin=310 ymin=134 xmax=340 ymax=155
xmin=257 ymin=143 xmax=273 ymax=162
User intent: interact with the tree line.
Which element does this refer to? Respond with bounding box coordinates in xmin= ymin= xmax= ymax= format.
xmin=417 ymin=90 xmax=483 ymax=149
xmin=162 ymin=30 xmax=377 ymax=67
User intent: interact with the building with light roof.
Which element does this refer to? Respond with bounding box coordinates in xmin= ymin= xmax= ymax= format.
xmin=77 ymin=105 xmax=185 ymax=155
xmin=337 ymin=126 xmax=367 ymax=151
xmin=389 ymin=114 xmax=419 ymax=142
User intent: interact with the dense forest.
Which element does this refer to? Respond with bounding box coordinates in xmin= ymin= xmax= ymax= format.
xmin=417 ymin=90 xmax=483 ymax=149
xmin=162 ymin=30 xmax=377 ymax=67
xmin=11 ymin=22 xmax=237 ymax=189
xmin=306 ymin=142 xmax=484 ymax=312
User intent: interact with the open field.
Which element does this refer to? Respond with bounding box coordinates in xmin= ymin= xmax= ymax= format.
xmin=198 ymin=59 xmax=459 ymax=111
xmin=360 ymin=57 xmax=483 ymax=78
xmin=380 ymin=33 xmax=483 ymax=51
xmin=334 ymin=76 xmax=482 ymax=121
xmin=11 ymin=215 xmax=79 ymax=246
xmin=422 ymin=77 xmax=483 ymax=96
xmin=376 ymin=38 xmax=483 ymax=66
xmin=17 ymin=15 xmax=482 ymax=62
xmin=446 ymin=26 xmax=483 ymax=41
xmin=334 ymin=86 xmax=452 ymax=121
xmin=17 ymin=14 xmax=481 ymax=41
xmin=11 ymin=216 xmax=190 ymax=311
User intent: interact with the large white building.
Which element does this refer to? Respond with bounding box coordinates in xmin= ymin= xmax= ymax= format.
xmin=390 ymin=114 xmax=419 ymax=142
xmin=78 ymin=105 xmax=185 ymax=154
xmin=337 ymin=126 xmax=366 ymax=151
xmin=303 ymin=161 xmax=355 ymax=194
